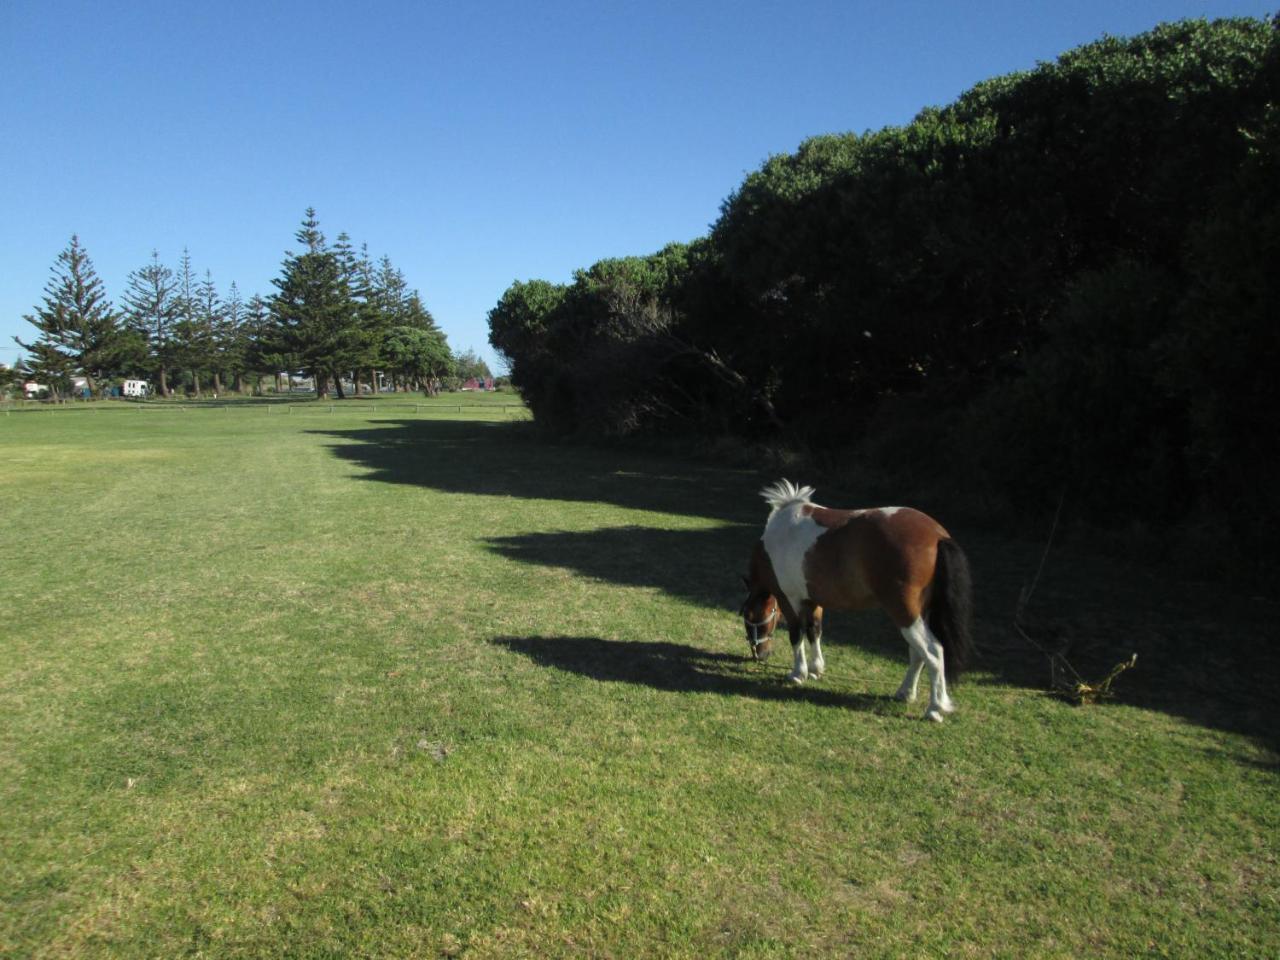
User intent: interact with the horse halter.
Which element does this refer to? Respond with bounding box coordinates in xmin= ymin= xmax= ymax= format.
xmin=743 ymin=603 xmax=779 ymax=649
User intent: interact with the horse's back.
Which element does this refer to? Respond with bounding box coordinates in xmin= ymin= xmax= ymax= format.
xmin=802 ymin=506 xmax=950 ymax=621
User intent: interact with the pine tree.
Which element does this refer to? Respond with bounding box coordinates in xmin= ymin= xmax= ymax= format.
xmin=270 ymin=209 xmax=360 ymax=398
xmin=195 ymin=271 xmax=223 ymax=395
xmin=170 ymin=249 xmax=201 ymax=394
xmin=333 ymin=232 xmax=377 ymax=394
xmin=15 ymin=235 xmax=123 ymax=397
xmin=244 ymin=293 xmax=289 ymax=394
xmin=121 ymin=250 xmax=179 ymax=395
xmin=219 ymin=282 xmax=247 ymax=393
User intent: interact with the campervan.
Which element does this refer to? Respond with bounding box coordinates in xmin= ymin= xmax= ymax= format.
xmin=122 ymin=379 xmax=151 ymax=398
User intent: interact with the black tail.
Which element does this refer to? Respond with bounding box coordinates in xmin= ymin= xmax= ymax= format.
xmin=927 ymin=538 xmax=974 ymax=682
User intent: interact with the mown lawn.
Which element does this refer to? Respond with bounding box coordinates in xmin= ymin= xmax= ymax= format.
xmin=2 ymin=398 xmax=1276 ymax=958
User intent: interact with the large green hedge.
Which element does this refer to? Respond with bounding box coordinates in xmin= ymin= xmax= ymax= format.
xmin=490 ymin=16 xmax=1280 ymax=578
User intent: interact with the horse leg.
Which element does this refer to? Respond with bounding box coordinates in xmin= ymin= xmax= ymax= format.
xmin=787 ymin=617 xmax=809 ymax=684
xmin=805 ymin=611 xmax=825 ymax=679
xmin=900 ymin=618 xmax=955 ymax=722
xmin=894 ymin=645 xmax=924 ymax=703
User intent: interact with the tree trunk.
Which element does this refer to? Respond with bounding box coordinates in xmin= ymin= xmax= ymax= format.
xmin=159 ymin=367 xmax=169 ymax=397
xmin=213 ymin=371 xmax=223 ymax=395
xmin=193 ymin=371 xmax=201 ymax=396
xmin=332 ymin=369 xmax=345 ymax=400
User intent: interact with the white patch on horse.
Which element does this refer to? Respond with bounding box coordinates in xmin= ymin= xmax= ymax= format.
xmin=761 ymin=491 xmax=824 ymax=622
xmin=878 ymin=507 xmax=904 ymax=517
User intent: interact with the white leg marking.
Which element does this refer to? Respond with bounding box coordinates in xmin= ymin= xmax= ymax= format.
xmin=930 ymin=637 xmax=956 ymax=715
xmin=895 ymin=645 xmax=924 ymax=702
xmin=809 ymin=628 xmax=825 ymax=679
xmin=900 ymin=618 xmax=953 ymax=721
xmin=788 ymin=635 xmax=809 ymax=684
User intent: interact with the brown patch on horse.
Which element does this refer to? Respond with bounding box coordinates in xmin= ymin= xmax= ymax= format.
xmin=800 ymin=504 xmax=855 ymax=530
xmin=803 ymin=508 xmax=950 ymax=628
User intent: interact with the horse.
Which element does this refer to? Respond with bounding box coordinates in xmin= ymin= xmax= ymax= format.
xmin=740 ymin=479 xmax=973 ymax=722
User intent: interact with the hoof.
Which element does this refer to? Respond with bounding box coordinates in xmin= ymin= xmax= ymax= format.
xmin=924 ymin=708 xmax=945 ymax=723
xmin=787 ymin=672 xmax=808 ymax=685
xmin=938 ymin=699 xmax=957 ymax=715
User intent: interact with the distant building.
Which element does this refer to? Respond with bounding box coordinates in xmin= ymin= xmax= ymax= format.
xmin=462 ymin=377 xmax=494 ymax=391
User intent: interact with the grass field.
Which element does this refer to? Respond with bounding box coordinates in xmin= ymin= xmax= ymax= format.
xmin=2 ymin=397 xmax=1276 ymax=958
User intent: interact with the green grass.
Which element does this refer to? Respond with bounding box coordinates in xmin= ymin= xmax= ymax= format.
xmin=2 ymin=401 xmax=1276 ymax=958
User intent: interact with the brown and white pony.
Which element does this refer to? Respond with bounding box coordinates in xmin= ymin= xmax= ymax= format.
xmin=741 ymin=480 xmax=973 ymax=722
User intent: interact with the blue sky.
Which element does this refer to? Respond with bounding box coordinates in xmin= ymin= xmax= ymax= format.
xmin=2 ymin=0 xmax=1274 ymax=372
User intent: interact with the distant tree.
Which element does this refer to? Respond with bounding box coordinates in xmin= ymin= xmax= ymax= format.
xmin=367 ymin=255 xmax=450 ymax=391
xmin=169 ymin=250 xmax=209 ymax=395
xmin=15 ymin=235 xmax=124 ymax=397
xmin=120 ymin=250 xmax=179 ymax=394
xmin=334 ymin=234 xmax=383 ymax=395
xmin=243 ymin=293 xmax=290 ymax=393
xmin=218 ymin=281 xmax=247 ymax=393
xmin=270 ymin=208 xmax=361 ymax=398
xmin=383 ymin=324 xmax=453 ymax=394
xmin=0 ymin=362 xmax=20 ymax=398
xmin=454 ymin=348 xmax=491 ymax=383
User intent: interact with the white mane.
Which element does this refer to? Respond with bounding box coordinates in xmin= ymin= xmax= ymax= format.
xmin=759 ymin=478 xmax=816 ymax=512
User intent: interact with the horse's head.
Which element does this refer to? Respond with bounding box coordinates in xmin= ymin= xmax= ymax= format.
xmin=739 ymin=575 xmax=780 ymax=661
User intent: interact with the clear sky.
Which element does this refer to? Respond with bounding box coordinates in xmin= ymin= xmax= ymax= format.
xmin=2 ymin=1 xmax=1274 ymax=372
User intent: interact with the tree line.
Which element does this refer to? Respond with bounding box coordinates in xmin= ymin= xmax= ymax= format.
xmin=488 ymin=16 xmax=1280 ymax=582
xmin=11 ymin=209 xmax=490 ymax=400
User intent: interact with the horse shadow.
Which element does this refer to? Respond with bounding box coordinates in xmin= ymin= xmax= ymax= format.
xmin=491 ymin=635 xmax=895 ymax=713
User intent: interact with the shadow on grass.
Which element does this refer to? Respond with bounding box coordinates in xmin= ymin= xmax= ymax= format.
xmin=492 ymin=635 xmax=894 ymax=713
xmin=484 ymin=524 xmax=756 ymax=612
xmin=314 ymin=417 xmax=1280 ymax=757
xmin=309 ymin=419 xmax=759 ymax=523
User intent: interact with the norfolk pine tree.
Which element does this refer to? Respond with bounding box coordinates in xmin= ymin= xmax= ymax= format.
xmin=270 ymin=209 xmax=361 ymax=398
xmin=121 ymin=251 xmax=179 ymax=395
xmin=16 ymin=235 xmax=124 ymax=397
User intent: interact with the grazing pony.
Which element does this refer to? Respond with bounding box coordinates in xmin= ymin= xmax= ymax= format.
xmin=741 ymin=480 xmax=973 ymax=722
